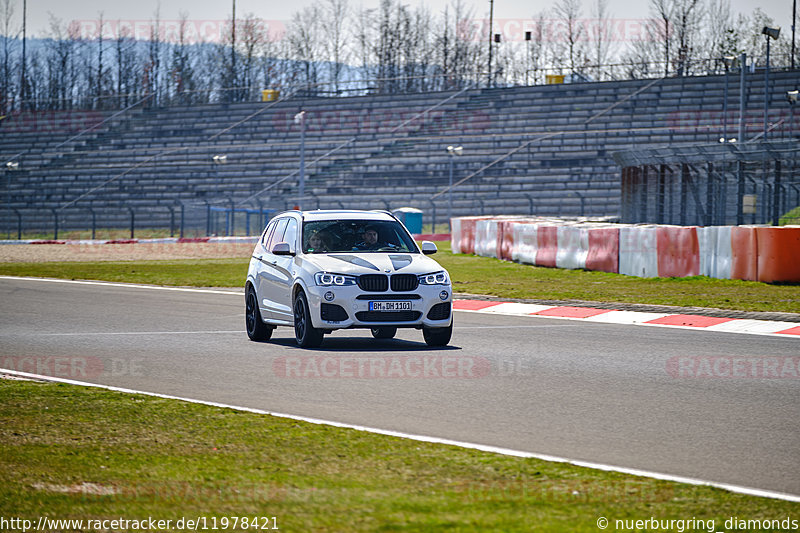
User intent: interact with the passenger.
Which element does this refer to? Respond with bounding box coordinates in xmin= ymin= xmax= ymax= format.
xmin=307 ymin=231 xmax=330 ymax=252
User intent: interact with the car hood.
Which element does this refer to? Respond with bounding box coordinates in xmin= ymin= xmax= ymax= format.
xmin=303 ymin=252 xmax=445 ymax=276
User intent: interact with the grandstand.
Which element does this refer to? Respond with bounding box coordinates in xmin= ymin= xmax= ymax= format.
xmin=1 ymin=69 xmax=798 ymax=236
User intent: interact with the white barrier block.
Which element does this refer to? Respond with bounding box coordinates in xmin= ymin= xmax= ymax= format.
xmin=619 ymin=226 xmax=658 ymax=277
xmin=555 ymin=226 xmax=589 ymax=270
xmin=512 ymin=223 xmax=539 ymax=264
xmin=698 ymin=226 xmax=733 ymax=279
xmin=450 ymin=218 xmax=462 ymax=254
xmin=474 ymin=219 xmax=499 ymax=258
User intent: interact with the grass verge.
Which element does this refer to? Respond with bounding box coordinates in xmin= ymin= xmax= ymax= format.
xmin=1 ymin=242 xmax=799 ymax=313
xmin=1 ymin=379 xmax=797 ymax=532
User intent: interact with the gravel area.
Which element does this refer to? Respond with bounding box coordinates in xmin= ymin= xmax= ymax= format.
xmin=0 ymin=242 xmax=255 ymax=263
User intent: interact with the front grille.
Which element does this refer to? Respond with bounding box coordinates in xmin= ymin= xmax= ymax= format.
xmin=358 ymin=274 xmax=388 ymax=292
xmin=427 ymin=303 xmax=451 ymax=320
xmin=355 ymin=311 xmax=422 ymax=322
xmin=391 ymin=274 xmax=419 ymax=292
xmin=321 ymin=303 xmax=349 ymax=321
xmin=355 ymin=294 xmax=421 ymax=300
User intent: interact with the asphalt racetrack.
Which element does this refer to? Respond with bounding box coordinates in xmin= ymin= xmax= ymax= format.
xmin=1 ymin=276 xmax=798 ymax=497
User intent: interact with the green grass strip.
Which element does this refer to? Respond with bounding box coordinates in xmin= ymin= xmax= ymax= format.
xmin=2 ymin=243 xmax=800 ymax=313
xmin=1 ymin=380 xmax=797 ymax=531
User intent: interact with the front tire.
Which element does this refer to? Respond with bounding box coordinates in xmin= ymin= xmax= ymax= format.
xmin=294 ymin=291 xmax=324 ymax=348
xmin=423 ymin=322 xmax=452 ymax=347
xmin=371 ymin=326 xmax=397 ymax=339
xmin=245 ymin=286 xmax=272 ymax=342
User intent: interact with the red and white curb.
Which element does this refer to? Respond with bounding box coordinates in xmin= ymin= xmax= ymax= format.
xmin=454 ymin=300 xmax=800 ymax=338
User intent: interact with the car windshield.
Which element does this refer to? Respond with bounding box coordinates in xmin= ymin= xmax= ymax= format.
xmin=302 ymin=219 xmax=419 ymax=253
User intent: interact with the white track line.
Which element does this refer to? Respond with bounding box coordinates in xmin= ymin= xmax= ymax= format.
xmin=1 ymin=368 xmax=798 ymax=503
xmin=0 ymin=275 xmax=242 ymax=295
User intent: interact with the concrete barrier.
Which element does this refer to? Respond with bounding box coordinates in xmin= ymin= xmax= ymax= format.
xmin=730 ymin=226 xmax=759 ymax=281
xmin=619 ymin=226 xmax=658 ymax=277
xmin=656 ymin=226 xmax=700 ymax=278
xmin=698 ymin=226 xmax=732 ymax=279
xmin=756 ymin=227 xmax=800 ymax=283
xmin=586 ymin=227 xmax=620 ymax=273
xmin=536 ymin=226 xmax=559 ymax=267
xmin=451 ymin=217 xmax=800 ymax=283
xmin=450 ymin=218 xmax=463 ymax=254
xmin=475 ymin=219 xmax=499 ymax=257
xmin=555 ymin=226 xmax=589 ymax=270
xmin=511 ymin=223 xmax=539 ymax=264
xmin=497 ymin=221 xmax=515 ymax=261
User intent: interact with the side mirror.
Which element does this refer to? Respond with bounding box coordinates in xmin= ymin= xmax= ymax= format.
xmin=271 ymin=242 xmax=294 ymax=256
xmin=421 ymin=241 xmax=438 ymax=255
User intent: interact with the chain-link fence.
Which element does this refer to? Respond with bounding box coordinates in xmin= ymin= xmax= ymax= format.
xmin=615 ymin=141 xmax=800 ymax=226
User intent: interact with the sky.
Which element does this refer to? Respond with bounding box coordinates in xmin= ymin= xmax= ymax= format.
xmin=14 ymin=0 xmax=794 ymax=41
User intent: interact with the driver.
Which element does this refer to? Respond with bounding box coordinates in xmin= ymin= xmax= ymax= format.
xmin=353 ymin=225 xmax=386 ymax=251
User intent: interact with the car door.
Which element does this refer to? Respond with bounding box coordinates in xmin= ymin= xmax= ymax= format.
xmin=256 ymin=217 xmax=287 ymax=320
xmin=264 ymin=217 xmax=298 ymax=324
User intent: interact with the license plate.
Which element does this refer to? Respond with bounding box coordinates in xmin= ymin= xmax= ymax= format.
xmin=369 ymin=301 xmax=412 ymax=311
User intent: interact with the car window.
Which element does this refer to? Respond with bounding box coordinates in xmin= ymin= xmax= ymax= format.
xmin=266 ymin=218 xmax=289 ymax=252
xmin=283 ymin=218 xmax=298 ymax=249
xmin=261 ymin=220 xmax=277 ymax=248
xmin=302 ymin=219 xmax=418 ymax=253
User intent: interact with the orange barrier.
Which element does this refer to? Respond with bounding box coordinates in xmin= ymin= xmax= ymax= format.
xmin=730 ymin=227 xmax=758 ymax=281
xmin=656 ymin=226 xmax=699 ymax=277
xmin=755 ymin=227 xmax=800 ymax=283
xmin=460 ymin=218 xmax=477 ymax=255
xmin=497 ymin=221 xmax=516 ymax=261
xmin=536 ymin=226 xmax=558 ymax=267
xmin=586 ymin=228 xmax=620 ymax=273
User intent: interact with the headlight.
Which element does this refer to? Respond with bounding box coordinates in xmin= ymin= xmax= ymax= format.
xmin=314 ymin=272 xmax=358 ymax=286
xmin=418 ymin=271 xmax=449 ymax=285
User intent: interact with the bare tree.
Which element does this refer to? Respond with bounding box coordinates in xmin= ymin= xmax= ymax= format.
xmin=553 ymin=0 xmax=586 ymax=77
xmin=43 ymin=15 xmax=79 ymax=110
xmin=114 ymin=21 xmax=136 ymax=107
xmin=590 ymin=0 xmax=614 ymax=79
xmin=287 ymin=5 xmax=321 ymax=91
xmin=673 ymin=0 xmax=704 ymax=75
xmin=169 ymin=11 xmax=196 ymax=104
xmin=0 ymin=0 xmax=15 ymax=113
xmin=321 ymin=0 xmax=349 ymax=94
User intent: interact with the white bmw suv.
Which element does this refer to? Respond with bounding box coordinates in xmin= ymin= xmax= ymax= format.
xmin=245 ymin=210 xmax=453 ymax=348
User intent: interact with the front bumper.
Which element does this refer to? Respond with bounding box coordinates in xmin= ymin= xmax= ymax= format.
xmin=304 ymin=283 xmax=452 ymax=330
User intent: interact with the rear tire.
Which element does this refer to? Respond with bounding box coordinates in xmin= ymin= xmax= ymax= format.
xmin=294 ymin=291 xmax=324 ymax=348
xmin=423 ymin=322 xmax=452 ymax=347
xmin=370 ymin=326 xmax=397 ymax=339
xmin=245 ymin=286 xmax=272 ymax=342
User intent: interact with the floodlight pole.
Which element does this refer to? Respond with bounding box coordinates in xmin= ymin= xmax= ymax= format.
xmin=793 ymin=0 xmax=797 ymax=69
xmin=723 ymin=62 xmax=729 ymax=142
xmin=487 ymin=0 xmax=494 ymax=88
xmin=764 ymin=35 xmax=771 ymax=142
xmin=295 ymin=111 xmax=306 ymax=210
xmin=737 ymin=53 xmax=746 ymax=144
xmin=20 ymin=0 xmax=26 ymax=108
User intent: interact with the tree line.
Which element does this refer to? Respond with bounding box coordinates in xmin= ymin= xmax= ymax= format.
xmin=0 ymin=0 xmax=796 ymax=113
